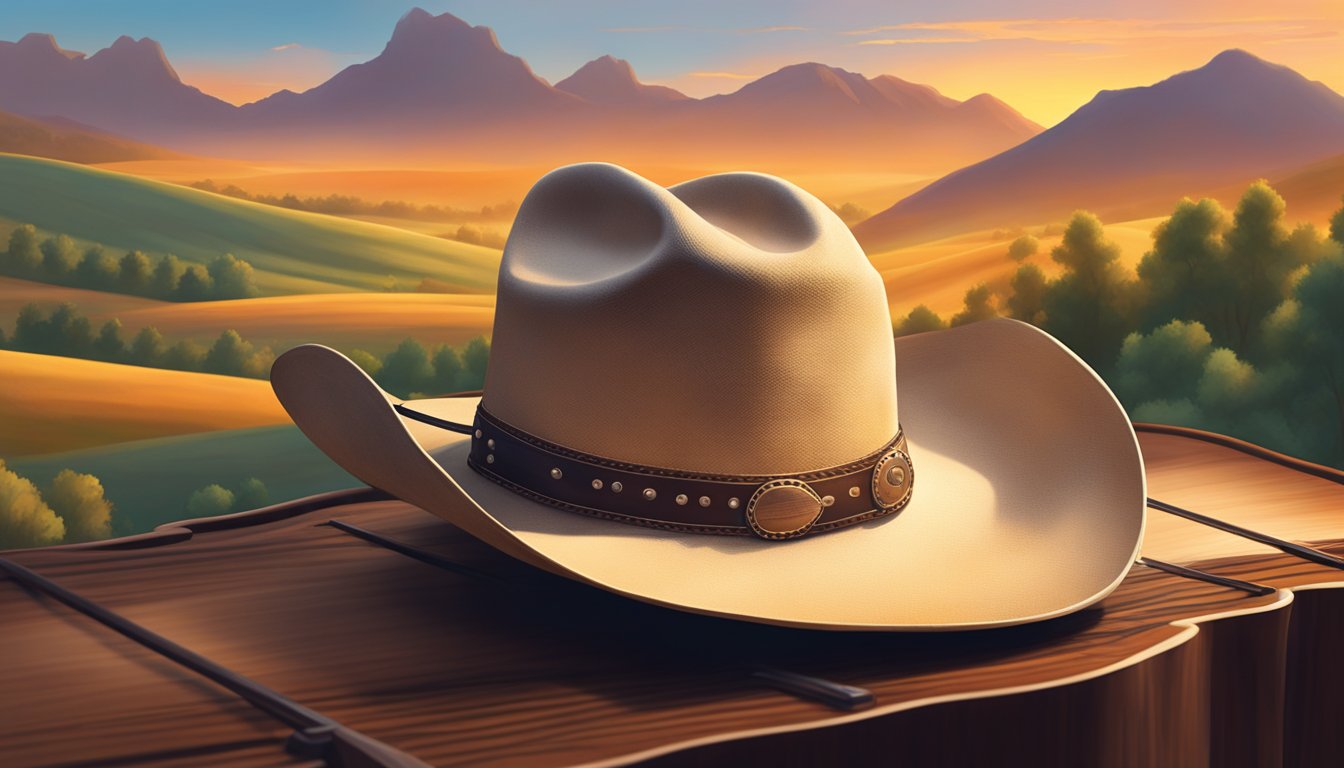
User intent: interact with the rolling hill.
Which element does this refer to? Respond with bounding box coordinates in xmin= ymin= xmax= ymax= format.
xmin=0 ymin=109 xmax=181 ymax=163
xmin=105 ymin=291 xmax=496 ymax=352
xmin=0 ymin=153 xmax=501 ymax=295
xmin=855 ymin=49 xmax=1344 ymax=250
xmin=0 ymin=350 xmax=289 ymax=456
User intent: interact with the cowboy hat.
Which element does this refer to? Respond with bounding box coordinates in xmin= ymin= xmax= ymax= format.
xmin=271 ymin=163 xmax=1145 ymax=631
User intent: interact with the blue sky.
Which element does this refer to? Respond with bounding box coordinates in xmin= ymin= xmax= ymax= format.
xmin=4 ymin=0 xmax=1341 ymax=125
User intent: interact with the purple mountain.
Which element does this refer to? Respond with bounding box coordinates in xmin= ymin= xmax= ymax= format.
xmin=854 ymin=49 xmax=1344 ymax=250
xmin=0 ymin=33 xmax=236 ymax=146
xmin=555 ymin=55 xmax=688 ymax=106
xmin=242 ymin=8 xmax=580 ymax=125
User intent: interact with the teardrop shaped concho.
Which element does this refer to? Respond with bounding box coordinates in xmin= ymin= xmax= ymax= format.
xmin=745 ymin=479 xmax=824 ymax=540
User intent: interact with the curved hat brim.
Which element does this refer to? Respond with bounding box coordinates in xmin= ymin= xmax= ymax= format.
xmin=271 ymin=319 xmax=1145 ymax=631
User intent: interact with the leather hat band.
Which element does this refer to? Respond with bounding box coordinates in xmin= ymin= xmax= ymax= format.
xmin=462 ymin=406 xmax=913 ymax=541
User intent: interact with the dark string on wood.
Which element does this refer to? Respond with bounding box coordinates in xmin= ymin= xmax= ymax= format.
xmin=1137 ymin=556 xmax=1277 ymax=596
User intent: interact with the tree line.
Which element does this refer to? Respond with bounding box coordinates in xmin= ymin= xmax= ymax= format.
xmin=2 ymin=223 xmax=260 ymax=301
xmin=2 ymin=302 xmax=492 ymax=394
xmin=0 ymin=460 xmax=273 ymax=549
xmin=3 ymin=303 xmax=276 ymax=378
xmin=349 ymin=336 xmax=491 ymax=399
xmin=190 ymin=179 xmax=518 ymax=223
xmin=897 ymin=184 xmax=1344 ymax=468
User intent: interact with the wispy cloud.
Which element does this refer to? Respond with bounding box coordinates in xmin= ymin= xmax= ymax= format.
xmin=844 ymin=16 xmax=1343 ymax=47
xmin=271 ymin=42 xmax=301 ymax=52
xmin=741 ymin=25 xmax=807 ymax=34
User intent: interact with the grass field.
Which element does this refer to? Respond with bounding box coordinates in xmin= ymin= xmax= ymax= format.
xmin=0 ymin=153 xmax=502 ymax=295
xmin=0 ymin=350 xmax=289 ymax=456
xmin=0 ymin=275 xmax=167 ymax=318
xmin=8 ymin=425 xmax=357 ymax=537
xmin=106 ymin=291 xmax=496 ymax=352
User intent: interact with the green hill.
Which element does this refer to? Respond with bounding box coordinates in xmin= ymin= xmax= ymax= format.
xmin=7 ymin=425 xmax=359 ymax=537
xmin=0 ymin=153 xmax=501 ymax=294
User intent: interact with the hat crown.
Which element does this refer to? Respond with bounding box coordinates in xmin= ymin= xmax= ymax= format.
xmin=482 ymin=163 xmax=897 ymax=475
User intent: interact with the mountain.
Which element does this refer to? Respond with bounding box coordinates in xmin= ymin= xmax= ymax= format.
xmin=854 ymin=49 xmax=1344 ymax=250
xmin=555 ymin=56 xmax=688 ymax=105
xmin=242 ymin=8 xmax=580 ymax=126
xmin=0 ymin=111 xmax=182 ymax=163
xmin=0 ymin=33 xmax=236 ymax=147
xmin=0 ymin=9 xmax=1040 ymax=172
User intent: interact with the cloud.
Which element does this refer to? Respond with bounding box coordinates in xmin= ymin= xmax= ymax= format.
xmin=843 ymin=16 xmax=1343 ymax=47
xmin=271 ymin=42 xmax=301 ymax=52
xmin=741 ymin=25 xmax=807 ymax=34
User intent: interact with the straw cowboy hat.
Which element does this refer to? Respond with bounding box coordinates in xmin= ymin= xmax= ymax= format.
xmin=271 ymin=163 xmax=1145 ymax=631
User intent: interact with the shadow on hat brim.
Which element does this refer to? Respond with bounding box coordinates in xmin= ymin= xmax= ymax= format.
xmin=271 ymin=319 xmax=1145 ymax=632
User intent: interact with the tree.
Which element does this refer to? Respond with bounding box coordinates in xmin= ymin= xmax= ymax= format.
xmin=376 ymin=338 xmax=435 ymax=398
xmin=1041 ymin=211 xmax=1134 ymax=373
xmin=1285 ymin=254 xmax=1344 ymax=464
xmin=207 ymin=253 xmax=259 ymax=299
xmin=175 ymin=263 xmax=214 ymax=301
xmin=45 ymin=469 xmax=113 ymax=543
xmin=0 ymin=459 xmax=64 ymax=548
xmin=11 ymin=303 xmax=47 ymax=352
xmin=204 ymin=329 xmax=253 ymax=376
xmin=6 ymin=224 xmax=41 ymax=274
xmin=162 ymin=339 xmax=206 ymax=371
xmin=76 ymin=245 xmax=118 ymax=289
xmin=234 ymin=478 xmax=268 ymax=511
xmin=186 ymin=484 xmax=235 ymax=517
xmin=950 ymin=284 xmax=997 ymax=327
xmin=1330 ymin=195 xmax=1344 ymax=246
xmin=40 ymin=234 xmax=79 ymax=278
xmin=151 ymin=254 xmax=185 ymax=297
xmin=895 ymin=305 xmax=945 ymax=336
xmin=118 ymin=250 xmax=154 ymax=294
xmin=1222 ymin=181 xmax=1304 ymax=353
xmin=129 ymin=326 xmax=166 ymax=366
xmin=92 ymin=319 xmax=126 ymax=362
xmin=1135 ymin=197 xmax=1230 ymax=340
xmin=347 ymin=349 xmax=382 ymax=377
xmin=432 ymin=345 xmax=463 ymax=392
xmin=461 ymin=336 xmax=490 ymax=389
xmin=46 ymin=303 xmax=94 ymax=357
xmin=1007 ymin=235 xmax=1038 ymax=262
xmin=1007 ymin=263 xmax=1047 ymax=323
xmin=1113 ymin=320 xmax=1213 ymax=407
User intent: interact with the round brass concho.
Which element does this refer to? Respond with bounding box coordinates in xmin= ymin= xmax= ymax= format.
xmin=872 ymin=449 xmax=914 ymax=510
xmin=745 ymin=479 xmax=824 ymax=540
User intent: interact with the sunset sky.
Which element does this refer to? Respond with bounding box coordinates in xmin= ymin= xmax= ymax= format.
xmin=5 ymin=0 xmax=1343 ymax=126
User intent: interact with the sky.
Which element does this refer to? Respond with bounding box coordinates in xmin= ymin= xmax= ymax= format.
xmin=4 ymin=0 xmax=1343 ymax=127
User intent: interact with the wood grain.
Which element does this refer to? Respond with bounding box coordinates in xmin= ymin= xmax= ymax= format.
xmin=1 ymin=426 xmax=1342 ymax=767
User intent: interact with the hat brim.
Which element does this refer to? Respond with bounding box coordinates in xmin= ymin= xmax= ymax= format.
xmin=271 ymin=319 xmax=1145 ymax=631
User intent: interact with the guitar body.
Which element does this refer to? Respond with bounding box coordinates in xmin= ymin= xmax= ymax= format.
xmin=2 ymin=424 xmax=1342 ymax=767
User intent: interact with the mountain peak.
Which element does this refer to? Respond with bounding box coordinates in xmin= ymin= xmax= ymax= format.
xmin=556 ymin=55 xmax=687 ymax=105
xmin=388 ymin=7 xmax=474 ymax=47
xmin=88 ymin=35 xmax=179 ymax=81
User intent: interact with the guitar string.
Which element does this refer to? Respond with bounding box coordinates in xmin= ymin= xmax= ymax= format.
xmin=0 ymin=555 xmax=419 ymax=766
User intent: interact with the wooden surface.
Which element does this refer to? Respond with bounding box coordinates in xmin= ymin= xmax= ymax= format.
xmin=1 ymin=427 xmax=1343 ymax=767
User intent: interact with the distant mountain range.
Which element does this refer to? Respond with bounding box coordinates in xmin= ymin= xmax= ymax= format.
xmin=0 ymin=7 xmax=1040 ymax=172
xmin=854 ymin=49 xmax=1344 ymax=250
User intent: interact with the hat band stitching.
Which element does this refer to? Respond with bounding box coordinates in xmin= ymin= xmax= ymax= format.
xmin=464 ymin=406 xmax=913 ymax=540
xmin=473 ymin=406 xmax=897 ymax=483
